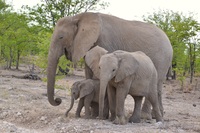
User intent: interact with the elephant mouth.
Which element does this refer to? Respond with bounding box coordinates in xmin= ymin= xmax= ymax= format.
xmin=64 ymin=48 xmax=72 ymax=61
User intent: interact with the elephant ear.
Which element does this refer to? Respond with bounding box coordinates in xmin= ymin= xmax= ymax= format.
xmin=85 ymin=46 xmax=108 ymax=79
xmin=72 ymin=13 xmax=100 ymax=62
xmin=115 ymin=53 xmax=139 ymax=83
xmin=79 ymin=80 xmax=94 ymax=99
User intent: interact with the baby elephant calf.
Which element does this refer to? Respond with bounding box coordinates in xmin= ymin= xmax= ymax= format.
xmin=65 ymin=79 xmax=109 ymax=119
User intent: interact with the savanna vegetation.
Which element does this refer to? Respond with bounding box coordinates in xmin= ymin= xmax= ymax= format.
xmin=143 ymin=10 xmax=200 ymax=84
xmin=0 ymin=0 xmax=109 ymax=74
xmin=0 ymin=0 xmax=200 ymax=85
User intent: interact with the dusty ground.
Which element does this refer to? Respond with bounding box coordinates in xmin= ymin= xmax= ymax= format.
xmin=0 ymin=66 xmax=200 ymax=133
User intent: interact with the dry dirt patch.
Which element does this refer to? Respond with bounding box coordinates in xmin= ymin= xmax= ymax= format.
xmin=0 ymin=68 xmax=200 ymax=133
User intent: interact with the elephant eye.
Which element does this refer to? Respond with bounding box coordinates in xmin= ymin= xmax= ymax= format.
xmin=59 ymin=36 xmax=63 ymax=39
xmin=113 ymin=69 xmax=115 ymax=72
xmin=99 ymin=66 xmax=101 ymax=69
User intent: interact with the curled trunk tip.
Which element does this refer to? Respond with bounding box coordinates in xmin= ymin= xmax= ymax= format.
xmin=48 ymin=96 xmax=62 ymax=106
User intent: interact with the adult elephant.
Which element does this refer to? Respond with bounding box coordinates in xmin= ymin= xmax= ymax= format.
xmin=47 ymin=12 xmax=173 ymax=118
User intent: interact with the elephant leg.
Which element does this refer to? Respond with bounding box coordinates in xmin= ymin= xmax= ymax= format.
xmin=147 ymin=93 xmax=163 ymax=122
xmin=141 ymin=80 xmax=164 ymax=119
xmin=107 ymin=85 xmax=116 ymax=121
xmin=157 ymin=80 xmax=164 ymax=116
xmin=141 ymin=98 xmax=152 ymax=120
xmin=91 ymin=102 xmax=99 ymax=118
xmin=129 ymin=96 xmax=143 ymax=123
xmin=84 ymin=94 xmax=94 ymax=119
xmin=113 ymin=87 xmax=128 ymax=125
xmin=76 ymin=98 xmax=84 ymax=117
xmin=150 ymin=81 xmax=164 ymax=119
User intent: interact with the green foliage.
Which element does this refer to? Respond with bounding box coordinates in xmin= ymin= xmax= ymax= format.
xmin=55 ymin=75 xmax=66 ymax=81
xmin=175 ymin=67 xmax=186 ymax=89
xmin=0 ymin=0 xmax=10 ymax=12
xmin=0 ymin=10 xmax=39 ymax=69
xmin=24 ymin=0 xmax=109 ymax=74
xmin=22 ymin=0 xmax=109 ymax=31
xmin=57 ymin=55 xmax=73 ymax=74
xmin=143 ymin=10 xmax=200 ymax=83
xmin=55 ymin=84 xmax=65 ymax=90
xmin=77 ymin=57 xmax=85 ymax=68
xmin=35 ymin=31 xmax=73 ymax=73
xmin=0 ymin=0 xmax=109 ymax=76
xmin=35 ymin=31 xmax=51 ymax=69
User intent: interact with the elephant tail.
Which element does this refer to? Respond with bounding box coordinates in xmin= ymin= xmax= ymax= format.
xmin=65 ymin=97 xmax=75 ymax=117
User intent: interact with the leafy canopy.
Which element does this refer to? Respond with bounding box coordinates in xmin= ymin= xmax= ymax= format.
xmin=143 ymin=9 xmax=200 ymax=82
xmin=23 ymin=0 xmax=109 ymax=31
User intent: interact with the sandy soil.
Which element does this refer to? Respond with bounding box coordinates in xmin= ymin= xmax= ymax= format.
xmin=0 ymin=66 xmax=200 ymax=133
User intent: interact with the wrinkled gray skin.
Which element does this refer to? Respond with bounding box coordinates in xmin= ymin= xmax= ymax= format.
xmin=47 ymin=12 xmax=173 ymax=119
xmin=65 ymin=79 xmax=109 ymax=119
xmin=85 ymin=46 xmax=108 ymax=79
xmin=99 ymin=50 xmax=163 ymax=125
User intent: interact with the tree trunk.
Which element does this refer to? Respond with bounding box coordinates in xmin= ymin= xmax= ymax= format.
xmin=8 ymin=47 xmax=13 ymax=69
xmin=189 ymin=43 xmax=196 ymax=84
xmin=16 ymin=50 xmax=20 ymax=70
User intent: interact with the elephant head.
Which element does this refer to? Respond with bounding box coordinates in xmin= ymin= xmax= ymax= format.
xmin=65 ymin=79 xmax=95 ymax=116
xmin=47 ymin=13 xmax=101 ymax=106
xmin=98 ymin=50 xmax=139 ymax=118
xmin=85 ymin=46 xmax=108 ymax=79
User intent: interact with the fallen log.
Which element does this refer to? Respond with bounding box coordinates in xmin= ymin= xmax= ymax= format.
xmin=12 ymin=74 xmax=41 ymax=80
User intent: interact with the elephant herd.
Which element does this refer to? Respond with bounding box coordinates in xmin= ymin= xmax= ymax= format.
xmin=47 ymin=12 xmax=173 ymax=125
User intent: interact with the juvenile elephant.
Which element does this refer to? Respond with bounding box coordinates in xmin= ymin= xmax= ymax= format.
xmin=99 ymin=50 xmax=163 ymax=125
xmin=47 ymin=12 xmax=173 ymax=119
xmin=65 ymin=79 xmax=109 ymax=119
xmin=84 ymin=46 xmax=108 ymax=79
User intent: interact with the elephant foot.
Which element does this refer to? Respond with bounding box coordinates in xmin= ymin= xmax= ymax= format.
xmin=91 ymin=115 xmax=98 ymax=119
xmin=91 ymin=112 xmax=98 ymax=118
xmin=110 ymin=114 xmax=116 ymax=121
xmin=129 ymin=116 xmax=141 ymax=123
xmin=98 ymin=115 xmax=106 ymax=120
xmin=151 ymin=109 xmax=157 ymax=119
xmin=113 ymin=116 xmax=127 ymax=125
xmin=110 ymin=117 xmax=115 ymax=121
xmin=98 ymin=116 xmax=107 ymax=120
xmin=75 ymin=114 xmax=81 ymax=118
xmin=152 ymin=110 xmax=164 ymax=120
xmin=103 ymin=113 xmax=109 ymax=120
xmin=83 ymin=115 xmax=91 ymax=119
xmin=141 ymin=111 xmax=152 ymax=120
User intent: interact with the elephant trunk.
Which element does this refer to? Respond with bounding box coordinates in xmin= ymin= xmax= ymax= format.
xmin=47 ymin=46 xmax=62 ymax=106
xmin=99 ymin=78 xmax=109 ymax=119
xmin=65 ymin=96 xmax=75 ymax=117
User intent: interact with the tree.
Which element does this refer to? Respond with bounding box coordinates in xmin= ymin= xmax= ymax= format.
xmin=0 ymin=0 xmax=10 ymax=12
xmin=143 ymin=10 xmax=200 ymax=83
xmin=21 ymin=0 xmax=109 ymax=74
xmin=0 ymin=0 xmax=109 ymax=71
xmin=23 ymin=0 xmax=109 ymax=31
xmin=0 ymin=11 xmax=39 ymax=69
